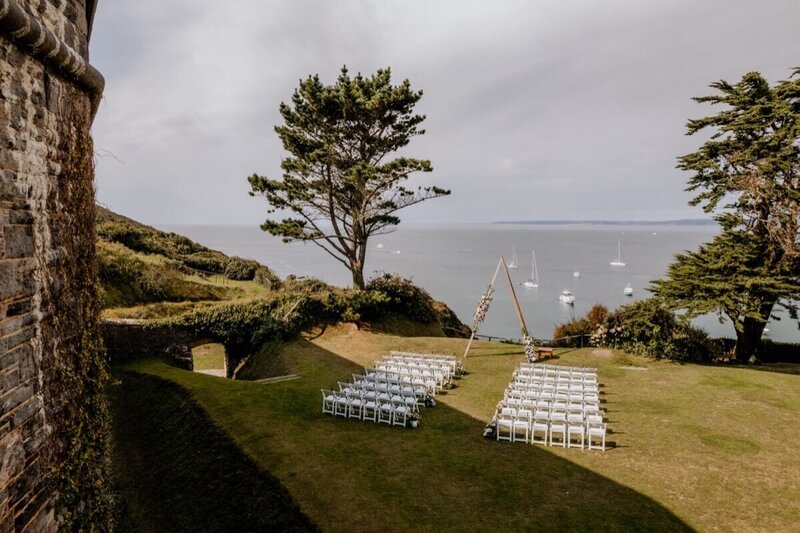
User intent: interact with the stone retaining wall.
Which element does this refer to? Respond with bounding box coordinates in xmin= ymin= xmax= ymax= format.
xmin=101 ymin=319 xmax=214 ymax=371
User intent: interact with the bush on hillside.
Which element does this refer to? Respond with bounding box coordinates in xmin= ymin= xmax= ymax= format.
xmin=596 ymin=299 xmax=713 ymax=362
xmin=551 ymin=304 xmax=609 ymax=347
xmin=97 ymin=242 xmax=233 ymax=308
xmin=552 ymin=319 xmax=591 ymax=347
xmin=97 ymin=220 xmax=281 ymax=284
xmin=224 ymin=257 xmax=258 ymax=280
xmin=366 ymin=273 xmax=438 ymax=323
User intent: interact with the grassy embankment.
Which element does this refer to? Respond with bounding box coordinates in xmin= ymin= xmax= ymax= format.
xmin=112 ymin=328 xmax=800 ymax=532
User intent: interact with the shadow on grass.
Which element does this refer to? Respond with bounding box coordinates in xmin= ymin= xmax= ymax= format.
xmin=725 ymin=362 xmax=800 ymax=376
xmin=109 ymin=370 xmax=319 ymax=532
xmin=112 ymin=338 xmax=694 ymax=532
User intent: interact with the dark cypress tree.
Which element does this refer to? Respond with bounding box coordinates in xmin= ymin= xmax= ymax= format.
xmin=653 ymin=69 xmax=800 ymax=361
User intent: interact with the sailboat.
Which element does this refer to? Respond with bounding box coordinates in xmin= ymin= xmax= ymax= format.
xmin=507 ymin=245 xmax=519 ymax=269
xmin=523 ymin=250 xmax=539 ymax=288
xmin=624 ymin=283 xmax=633 ymax=296
xmin=610 ymin=242 xmax=626 ymax=266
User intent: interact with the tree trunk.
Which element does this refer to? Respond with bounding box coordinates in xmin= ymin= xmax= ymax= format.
xmin=733 ymin=302 xmax=773 ymax=363
xmin=351 ymin=261 xmax=365 ymax=290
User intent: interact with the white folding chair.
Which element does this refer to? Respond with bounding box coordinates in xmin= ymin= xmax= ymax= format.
xmin=362 ymin=400 xmax=378 ymax=422
xmin=513 ymin=409 xmax=532 ymax=443
xmin=333 ymin=392 xmax=349 ymax=417
xmin=321 ymin=389 xmax=335 ymax=415
xmin=496 ymin=414 xmax=514 ymax=442
xmin=392 ymin=402 xmax=408 ymax=427
xmin=531 ymin=416 xmax=549 ymax=445
xmin=588 ymin=422 xmax=607 ymax=451
xmin=378 ymin=402 xmax=394 ymax=425
xmin=549 ymin=411 xmax=567 ymax=447
xmin=348 ymin=393 xmax=363 ymax=420
xmin=567 ymin=412 xmax=585 ymax=449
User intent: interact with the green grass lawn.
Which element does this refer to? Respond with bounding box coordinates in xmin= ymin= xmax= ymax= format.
xmin=113 ymin=328 xmax=800 ymax=532
xmin=191 ymin=343 xmax=226 ymax=370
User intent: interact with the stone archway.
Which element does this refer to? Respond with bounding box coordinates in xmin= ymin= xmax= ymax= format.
xmin=101 ymin=319 xmax=215 ymax=371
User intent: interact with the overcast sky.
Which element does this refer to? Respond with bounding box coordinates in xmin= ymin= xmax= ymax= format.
xmin=89 ymin=0 xmax=800 ymax=226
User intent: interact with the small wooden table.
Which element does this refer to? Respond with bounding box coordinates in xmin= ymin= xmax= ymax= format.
xmin=536 ymin=347 xmax=554 ymax=360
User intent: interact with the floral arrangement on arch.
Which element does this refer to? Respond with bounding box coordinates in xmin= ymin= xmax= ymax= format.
xmin=472 ymin=285 xmax=494 ymax=332
xmin=522 ymin=334 xmax=537 ymax=361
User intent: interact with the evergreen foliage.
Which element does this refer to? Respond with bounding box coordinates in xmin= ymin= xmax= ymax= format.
xmin=598 ymin=299 xmax=712 ymax=362
xmin=97 ymin=206 xmax=281 ymax=288
xmin=97 ymin=241 xmax=235 ymax=307
xmin=248 ymin=67 xmax=450 ymax=289
xmin=155 ymin=274 xmax=464 ymax=375
xmin=654 ymin=69 xmax=800 ymax=361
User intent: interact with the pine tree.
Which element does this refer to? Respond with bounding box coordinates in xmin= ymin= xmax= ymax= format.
xmin=652 ymin=228 xmax=798 ymax=361
xmin=654 ymin=69 xmax=800 ymax=361
xmin=248 ymin=67 xmax=449 ymax=289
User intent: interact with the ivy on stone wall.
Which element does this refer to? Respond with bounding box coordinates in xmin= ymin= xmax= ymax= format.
xmin=44 ymin=84 xmax=114 ymax=529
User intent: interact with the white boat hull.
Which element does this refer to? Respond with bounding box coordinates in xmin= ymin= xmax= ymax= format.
xmin=524 ymin=281 xmax=538 ymax=288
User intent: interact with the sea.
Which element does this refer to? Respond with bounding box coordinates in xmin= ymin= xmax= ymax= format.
xmin=164 ymin=223 xmax=798 ymax=344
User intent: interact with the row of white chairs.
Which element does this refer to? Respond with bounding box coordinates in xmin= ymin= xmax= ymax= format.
xmin=373 ymin=361 xmax=452 ymax=386
xmin=365 ymin=367 xmax=445 ymax=394
xmin=321 ymin=389 xmax=417 ymax=427
xmin=381 ymin=359 xmax=455 ymax=379
xmin=520 ymin=362 xmax=597 ymax=374
xmin=505 ymin=389 xmax=600 ymax=404
xmin=492 ymin=363 xmax=608 ymax=450
xmin=513 ymin=372 xmax=598 ymax=385
xmin=389 ymin=350 xmax=457 ymax=364
xmin=344 ymin=378 xmax=429 ymax=405
xmin=509 ymin=380 xmax=599 ymax=394
xmin=384 ymin=353 xmax=458 ymax=373
xmin=495 ymin=408 xmax=607 ymax=450
xmin=500 ymin=397 xmax=601 ymax=415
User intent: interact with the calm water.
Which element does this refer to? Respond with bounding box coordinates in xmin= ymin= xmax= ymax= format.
xmin=164 ymin=223 xmax=797 ymax=343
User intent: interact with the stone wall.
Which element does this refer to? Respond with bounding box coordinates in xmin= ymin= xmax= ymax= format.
xmin=102 ymin=319 xmax=213 ymax=371
xmin=0 ymin=0 xmax=107 ymax=530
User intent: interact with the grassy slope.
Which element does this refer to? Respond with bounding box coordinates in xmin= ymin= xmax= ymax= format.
xmin=109 ymin=371 xmax=318 ymax=532
xmin=115 ymin=331 xmax=800 ymax=532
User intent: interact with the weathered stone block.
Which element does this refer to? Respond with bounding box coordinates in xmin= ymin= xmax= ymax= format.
xmin=3 ymin=224 xmax=34 ymax=259
xmin=11 ymin=397 xmax=41 ymax=429
xmin=0 ymin=385 xmax=33 ymax=417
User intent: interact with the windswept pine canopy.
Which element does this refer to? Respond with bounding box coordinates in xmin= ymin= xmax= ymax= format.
xmin=657 ymin=68 xmax=800 ymax=361
xmin=679 ymin=68 xmax=800 ymax=259
xmin=248 ymin=67 xmax=449 ymax=288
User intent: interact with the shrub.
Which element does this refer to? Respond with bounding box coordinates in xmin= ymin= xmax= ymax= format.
xmin=97 ymin=242 xmax=233 ymax=308
xmin=254 ymin=266 xmax=282 ymax=290
xmin=224 ymin=257 xmax=258 ymax=280
xmin=552 ymin=318 xmax=591 ymax=347
xmin=366 ymin=273 xmax=438 ymax=323
xmin=599 ymin=298 xmax=713 ymax=362
xmin=97 ymin=217 xmax=279 ymax=283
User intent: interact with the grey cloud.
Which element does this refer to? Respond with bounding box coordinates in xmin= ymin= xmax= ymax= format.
xmin=90 ymin=0 xmax=800 ymax=225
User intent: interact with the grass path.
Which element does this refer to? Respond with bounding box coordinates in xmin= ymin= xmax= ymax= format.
xmin=116 ymin=329 xmax=800 ymax=531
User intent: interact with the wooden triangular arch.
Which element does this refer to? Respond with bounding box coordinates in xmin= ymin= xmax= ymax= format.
xmin=463 ymin=256 xmax=530 ymax=359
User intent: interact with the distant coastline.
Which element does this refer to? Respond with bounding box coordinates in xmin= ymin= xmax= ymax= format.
xmin=493 ymin=219 xmax=716 ymax=226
